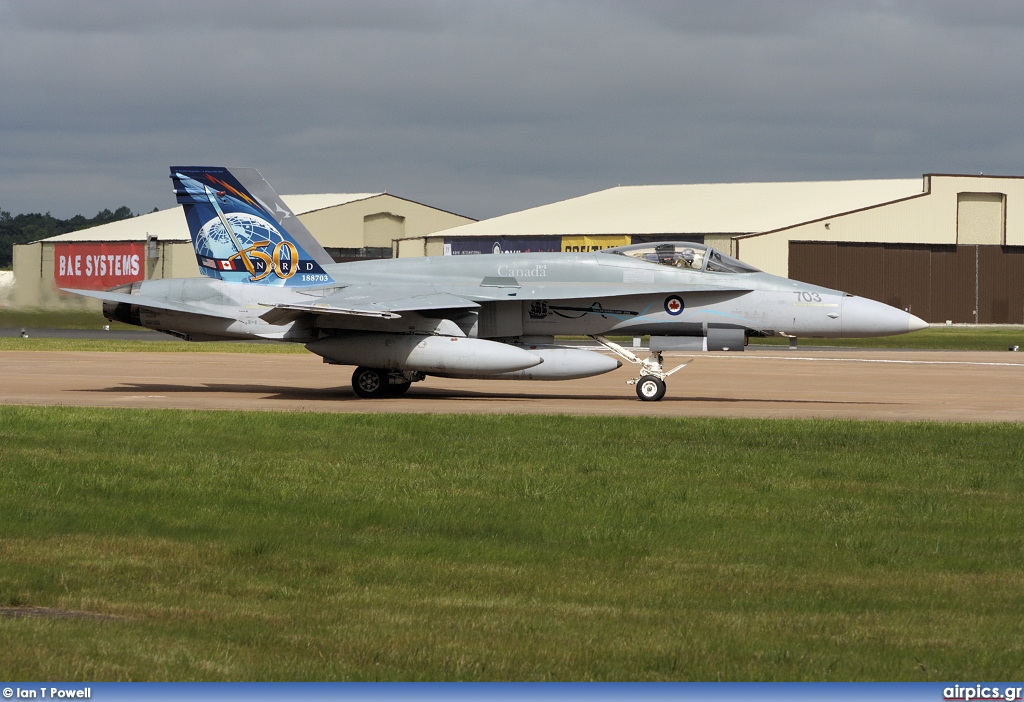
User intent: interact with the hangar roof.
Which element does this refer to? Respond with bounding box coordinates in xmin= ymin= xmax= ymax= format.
xmin=437 ymin=179 xmax=925 ymax=237
xmin=39 ymin=193 xmax=383 ymax=243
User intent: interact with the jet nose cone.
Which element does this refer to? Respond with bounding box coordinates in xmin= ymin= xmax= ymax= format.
xmin=907 ymin=314 xmax=929 ymax=333
xmin=841 ymin=296 xmax=928 ymax=337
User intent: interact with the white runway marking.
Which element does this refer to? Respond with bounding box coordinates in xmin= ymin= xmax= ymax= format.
xmin=706 ymin=354 xmax=1024 ymax=368
xmin=568 ymin=342 xmax=1024 ymax=367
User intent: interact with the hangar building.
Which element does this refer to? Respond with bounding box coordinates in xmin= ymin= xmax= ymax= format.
xmin=13 ymin=173 xmax=1024 ymax=324
xmin=398 ymin=174 xmax=1024 ymax=324
xmin=12 ymin=193 xmax=473 ymax=310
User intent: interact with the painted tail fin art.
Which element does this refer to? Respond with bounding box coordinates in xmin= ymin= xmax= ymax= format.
xmin=170 ymin=166 xmax=335 ymax=287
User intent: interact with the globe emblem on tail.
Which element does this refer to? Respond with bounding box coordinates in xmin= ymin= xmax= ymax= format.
xmin=195 ymin=212 xmax=285 ymax=261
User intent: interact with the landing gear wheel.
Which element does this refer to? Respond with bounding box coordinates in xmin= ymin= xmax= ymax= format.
xmin=352 ymin=367 xmax=388 ymax=398
xmin=636 ymin=375 xmax=666 ymax=402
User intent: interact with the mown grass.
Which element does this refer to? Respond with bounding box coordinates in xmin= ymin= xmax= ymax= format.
xmin=0 ymin=309 xmax=304 ymax=353
xmin=749 ymin=326 xmax=1024 ymax=351
xmin=0 ymin=337 xmax=306 ymax=353
xmin=1 ymin=407 xmax=1022 ymax=681
xmin=0 ymin=309 xmax=133 ymax=330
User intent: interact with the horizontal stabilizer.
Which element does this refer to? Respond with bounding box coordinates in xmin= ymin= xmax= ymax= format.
xmin=60 ymin=288 xmax=239 ymax=320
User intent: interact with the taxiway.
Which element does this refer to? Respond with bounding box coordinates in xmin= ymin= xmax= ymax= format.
xmin=1 ymin=347 xmax=1021 ymax=422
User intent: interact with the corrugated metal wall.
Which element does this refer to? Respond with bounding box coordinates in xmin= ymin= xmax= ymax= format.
xmin=979 ymin=246 xmax=1024 ymax=323
xmin=790 ymin=242 xmax=1024 ymax=323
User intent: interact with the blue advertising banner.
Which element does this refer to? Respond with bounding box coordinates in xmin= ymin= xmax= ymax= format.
xmin=444 ymin=237 xmax=562 ymax=255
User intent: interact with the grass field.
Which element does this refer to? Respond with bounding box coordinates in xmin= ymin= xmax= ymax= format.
xmin=0 ymin=309 xmax=133 ymax=331
xmin=748 ymin=326 xmax=1024 ymax=351
xmin=0 ymin=336 xmax=306 ymax=353
xmin=2 ymin=407 xmax=1022 ymax=681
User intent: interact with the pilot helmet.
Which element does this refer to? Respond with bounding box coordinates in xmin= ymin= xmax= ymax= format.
xmin=681 ymin=248 xmax=695 ymax=264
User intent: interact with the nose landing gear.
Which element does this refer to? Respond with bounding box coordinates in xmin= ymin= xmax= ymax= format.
xmin=636 ymin=375 xmax=667 ymax=402
xmin=590 ymin=336 xmax=693 ymax=402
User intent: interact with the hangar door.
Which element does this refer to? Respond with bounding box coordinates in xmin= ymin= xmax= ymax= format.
xmin=790 ymin=242 xmax=1024 ymax=324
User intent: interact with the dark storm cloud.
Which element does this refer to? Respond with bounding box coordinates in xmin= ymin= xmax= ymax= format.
xmin=1 ymin=0 xmax=1023 ymax=220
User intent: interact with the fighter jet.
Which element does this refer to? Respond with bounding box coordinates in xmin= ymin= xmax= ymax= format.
xmin=65 ymin=167 xmax=928 ymax=401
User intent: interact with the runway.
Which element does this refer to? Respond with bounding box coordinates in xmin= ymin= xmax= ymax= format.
xmin=2 ymin=347 xmax=1022 ymax=422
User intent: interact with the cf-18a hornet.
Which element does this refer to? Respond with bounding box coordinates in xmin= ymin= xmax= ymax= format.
xmin=66 ymin=167 xmax=928 ymax=401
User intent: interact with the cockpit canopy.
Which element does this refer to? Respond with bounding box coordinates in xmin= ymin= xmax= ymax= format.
xmin=600 ymin=242 xmax=760 ymax=273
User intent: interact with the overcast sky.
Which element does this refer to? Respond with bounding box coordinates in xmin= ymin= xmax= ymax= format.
xmin=2 ymin=0 xmax=1023 ymax=221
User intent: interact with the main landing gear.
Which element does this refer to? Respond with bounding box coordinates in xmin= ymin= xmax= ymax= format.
xmin=591 ymin=336 xmax=693 ymax=402
xmin=351 ymin=366 xmax=421 ymax=398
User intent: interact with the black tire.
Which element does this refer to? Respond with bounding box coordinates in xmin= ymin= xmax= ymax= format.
xmin=352 ymin=367 xmax=389 ymax=398
xmin=636 ymin=375 xmax=666 ymax=402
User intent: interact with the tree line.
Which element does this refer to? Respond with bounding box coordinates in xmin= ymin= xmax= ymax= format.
xmin=0 ymin=206 xmax=135 ymax=268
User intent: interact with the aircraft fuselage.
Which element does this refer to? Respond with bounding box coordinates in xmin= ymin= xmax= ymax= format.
xmin=103 ymin=249 xmax=920 ymax=343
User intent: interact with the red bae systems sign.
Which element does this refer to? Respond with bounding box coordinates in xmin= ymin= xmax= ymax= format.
xmin=54 ymin=242 xmax=145 ymax=290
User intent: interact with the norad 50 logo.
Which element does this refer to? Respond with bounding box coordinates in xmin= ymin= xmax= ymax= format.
xmin=195 ymin=212 xmax=303 ymax=282
xmin=944 ymin=684 xmax=1023 ymax=701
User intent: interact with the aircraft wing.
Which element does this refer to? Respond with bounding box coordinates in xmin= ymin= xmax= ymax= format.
xmin=60 ymin=288 xmax=240 ymax=320
xmin=259 ymin=288 xmax=479 ymax=324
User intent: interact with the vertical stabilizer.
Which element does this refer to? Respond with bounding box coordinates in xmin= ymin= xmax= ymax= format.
xmin=170 ymin=166 xmax=335 ymax=287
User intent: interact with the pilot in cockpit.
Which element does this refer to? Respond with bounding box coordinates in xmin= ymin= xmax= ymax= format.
xmin=653 ymin=243 xmax=700 ymax=269
xmin=656 ymin=244 xmax=676 ymax=266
